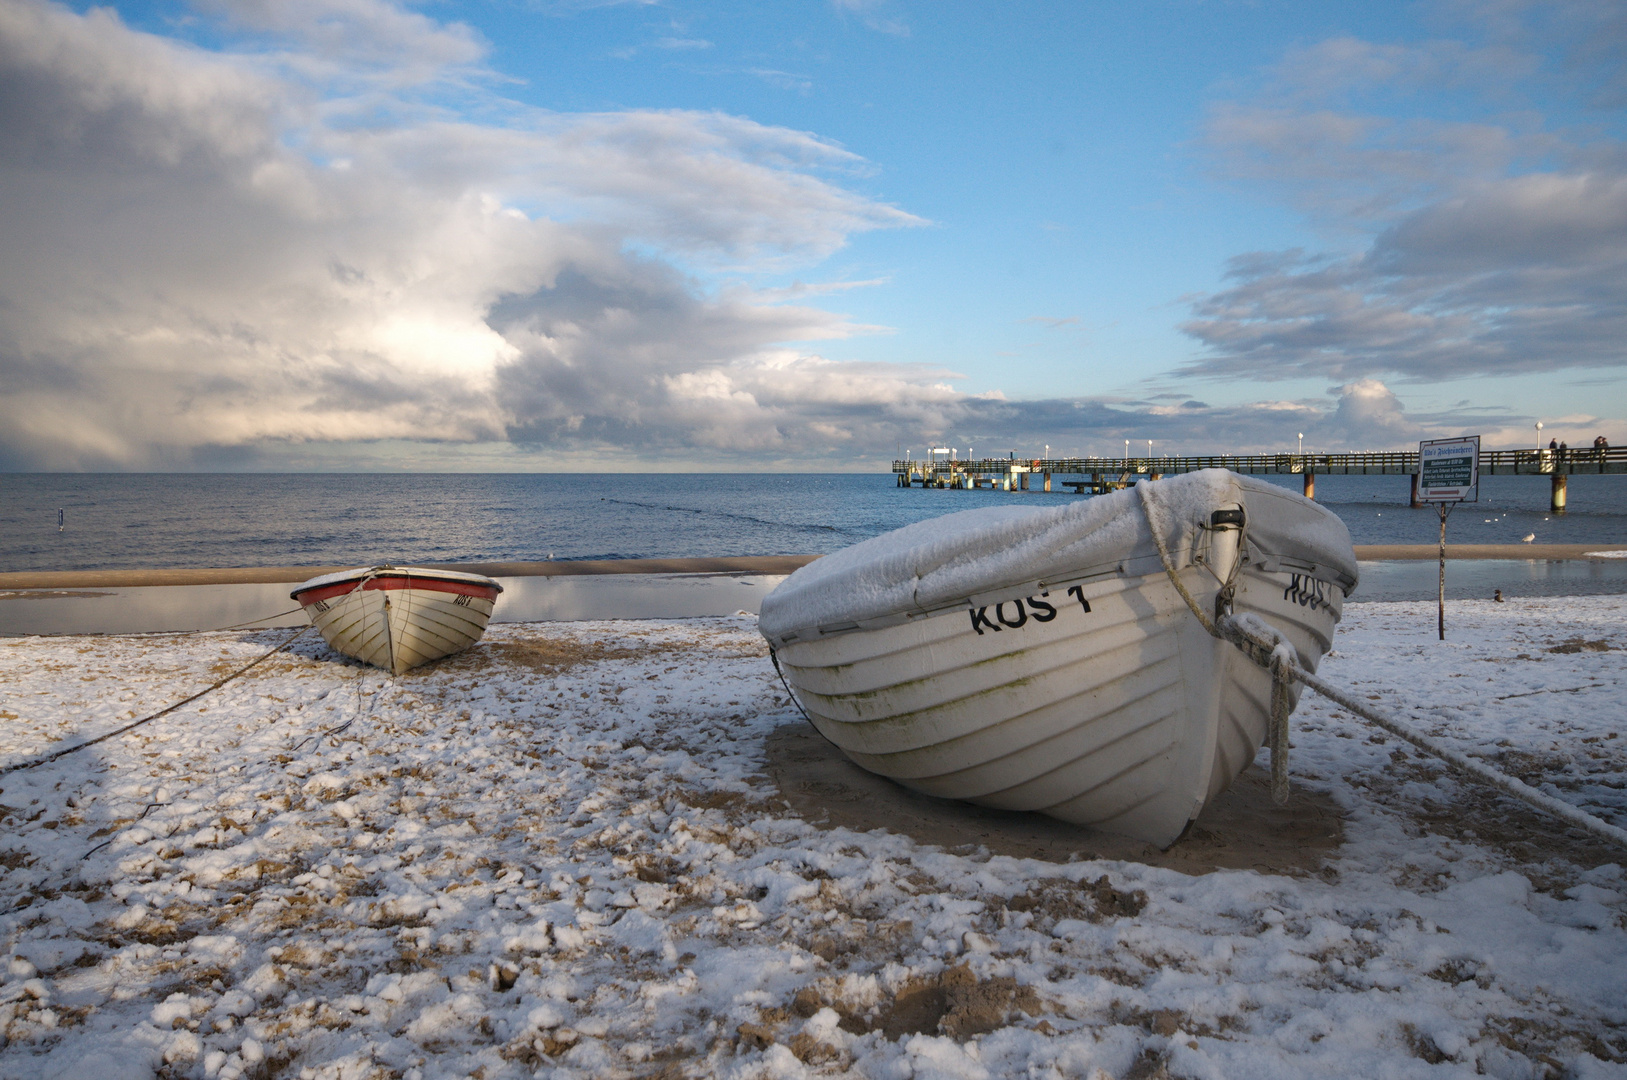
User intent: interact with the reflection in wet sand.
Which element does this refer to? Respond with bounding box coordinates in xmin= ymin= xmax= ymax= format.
xmin=3 ymin=558 xmax=1625 ymax=636
xmin=0 ymin=574 xmax=788 ymax=636
xmin=1356 ymin=557 xmax=1627 ymax=601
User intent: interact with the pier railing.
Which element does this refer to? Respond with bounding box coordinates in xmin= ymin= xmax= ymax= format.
xmin=892 ymin=447 xmax=1627 ymax=478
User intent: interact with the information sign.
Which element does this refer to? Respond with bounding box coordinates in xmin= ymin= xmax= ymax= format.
xmin=1417 ymin=436 xmax=1480 ymax=503
xmin=1417 ymin=435 xmax=1480 ymax=641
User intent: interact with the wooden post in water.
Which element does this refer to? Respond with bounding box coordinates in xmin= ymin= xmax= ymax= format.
xmin=1552 ymin=472 xmax=1568 ymax=514
xmin=1302 ymin=472 xmax=1315 ymax=499
xmin=1043 ymin=472 xmax=1051 ymax=493
xmin=1410 ymin=473 xmax=1422 ymax=507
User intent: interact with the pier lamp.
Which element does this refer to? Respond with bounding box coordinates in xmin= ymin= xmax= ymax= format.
xmin=1535 ymin=421 xmax=1543 ymax=448
xmin=1298 ymin=432 xmax=1303 ymax=456
xmin=1124 ymin=438 xmax=1129 ymax=465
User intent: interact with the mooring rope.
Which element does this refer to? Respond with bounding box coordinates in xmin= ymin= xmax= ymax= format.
xmin=1137 ymin=482 xmax=1296 ymax=805
xmin=767 ymin=645 xmax=845 ymax=753
xmin=0 ymin=625 xmax=312 ymax=777
xmin=1137 ymin=482 xmax=1627 ymax=851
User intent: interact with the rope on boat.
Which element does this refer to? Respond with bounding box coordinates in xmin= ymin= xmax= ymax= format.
xmin=768 ymin=645 xmax=845 ymax=753
xmin=1137 ymin=482 xmax=1627 ymax=851
xmin=1136 ymin=482 xmax=1297 ymax=805
xmin=211 ymin=606 xmax=306 ymax=632
xmin=0 ymin=625 xmax=312 ymax=778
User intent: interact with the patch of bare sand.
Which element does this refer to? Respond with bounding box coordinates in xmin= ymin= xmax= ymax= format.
xmin=762 ymin=724 xmax=1343 ymax=876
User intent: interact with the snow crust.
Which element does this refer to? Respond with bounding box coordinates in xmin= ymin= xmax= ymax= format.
xmin=1 ymin=595 xmax=1625 ymax=1079
xmin=759 ymin=470 xmax=1357 ymax=642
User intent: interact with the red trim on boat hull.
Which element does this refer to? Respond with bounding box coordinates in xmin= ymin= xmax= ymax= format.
xmin=293 ymin=574 xmax=501 ymax=606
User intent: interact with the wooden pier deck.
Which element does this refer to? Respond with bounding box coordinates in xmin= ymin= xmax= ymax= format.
xmin=892 ymin=447 xmax=1627 ymax=512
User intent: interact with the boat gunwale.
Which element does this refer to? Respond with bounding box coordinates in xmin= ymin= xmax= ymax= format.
xmin=292 ymin=566 xmax=504 ymax=605
xmin=763 ymin=546 xmax=1350 ymax=651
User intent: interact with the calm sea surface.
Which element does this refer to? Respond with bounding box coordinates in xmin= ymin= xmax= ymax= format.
xmin=2 ymin=472 xmax=1626 ymax=574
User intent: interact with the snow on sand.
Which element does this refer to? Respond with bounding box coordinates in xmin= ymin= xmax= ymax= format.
xmin=1 ymin=599 xmax=1625 ymax=1080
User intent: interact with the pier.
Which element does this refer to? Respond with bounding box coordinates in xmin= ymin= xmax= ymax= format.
xmin=892 ymin=447 xmax=1627 ymax=513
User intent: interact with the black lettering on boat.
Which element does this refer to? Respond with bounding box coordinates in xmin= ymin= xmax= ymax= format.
xmin=1283 ymin=574 xmax=1329 ymax=611
xmin=1066 ymin=585 xmax=1092 ymax=612
xmin=453 ymin=593 xmax=473 ymax=607
xmin=969 ymin=607 xmax=1001 ymax=635
xmin=995 ymin=600 xmax=1028 ymax=629
xmin=311 ymin=599 xmax=329 ymax=613
xmin=1028 ymin=593 xmax=1057 ymax=622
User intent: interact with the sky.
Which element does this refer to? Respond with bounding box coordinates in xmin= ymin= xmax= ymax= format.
xmin=1 ymin=0 xmax=1625 ymax=471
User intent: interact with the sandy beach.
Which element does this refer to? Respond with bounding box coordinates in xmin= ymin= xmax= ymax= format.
xmin=1 ymin=595 xmax=1624 ymax=1079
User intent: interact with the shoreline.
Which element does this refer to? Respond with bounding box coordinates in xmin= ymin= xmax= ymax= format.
xmin=0 ymin=545 xmax=1623 ymax=590
xmin=0 ymin=555 xmax=818 ymax=591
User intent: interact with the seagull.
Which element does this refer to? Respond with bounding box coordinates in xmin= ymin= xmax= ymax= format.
xmin=1522 ymin=533 xmax=1536 ymax=543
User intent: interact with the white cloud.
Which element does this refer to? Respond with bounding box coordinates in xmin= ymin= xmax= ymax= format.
xmin=830 ymin=0 xmax=909 ymax=38
xmin=0 ymin=0 xmax=926 ymax=469
xmin=1186 ymin=3 xmax=1627 ymax=386
xmin=749 ymin=68 xmax=814 ymax=93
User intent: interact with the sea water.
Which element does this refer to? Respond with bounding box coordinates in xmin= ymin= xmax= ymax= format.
xmin=3 ymin=472 xmax=1626 ymax=573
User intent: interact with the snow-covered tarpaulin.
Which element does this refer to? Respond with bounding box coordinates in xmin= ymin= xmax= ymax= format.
xmin=1 ymin=597 xmax=1624 ymax=1079
xmin=759 ymin=470 xmax=1358 ymax=645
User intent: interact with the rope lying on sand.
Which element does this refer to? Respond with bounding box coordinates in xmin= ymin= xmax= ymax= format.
xmin=0 ymin=625 xmax=311 ymax=778
xmin=1138 ymin=482 xmax=1627 ymax=852
xmin=1218 ymin=615 xmax=1627 ymax=851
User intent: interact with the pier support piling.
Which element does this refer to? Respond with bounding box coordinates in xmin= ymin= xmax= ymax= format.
xmin=1043 ymin=472 xmax=1051 ymax=493
xmin=1303 ymin=473 xmax=1315 ymax=500
xmin=1552 ymin=472 xmax=1568 ymax=514
xmin=1410 ymin=473 xmax=1422 ymax=508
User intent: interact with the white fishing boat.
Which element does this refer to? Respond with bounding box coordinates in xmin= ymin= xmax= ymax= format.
xmin=291 ymin=566 xmax=503 ymax=675
xmin=758 ymin=469 xmax=1358 ymax=846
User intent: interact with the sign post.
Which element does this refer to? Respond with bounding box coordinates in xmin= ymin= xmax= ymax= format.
xmin=1416 ymin=436 xmax=1480 ymax=640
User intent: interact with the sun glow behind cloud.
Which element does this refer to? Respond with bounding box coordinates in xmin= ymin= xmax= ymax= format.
xmin=0 ymin=0 xmax=942 ymax=468
xmin=0 ymin=0 xmax=1621 ymax=471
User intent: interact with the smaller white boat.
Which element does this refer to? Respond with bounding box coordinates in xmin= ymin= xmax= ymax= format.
xmin=291 ymin=566 xmax=503 ymax=675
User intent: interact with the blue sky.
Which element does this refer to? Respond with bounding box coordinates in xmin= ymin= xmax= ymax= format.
xmin=2 ymin=0 xmax=1624 ymax=468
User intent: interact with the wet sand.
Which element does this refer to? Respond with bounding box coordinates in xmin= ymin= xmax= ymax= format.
xmin=0 ymin=555 xmax=819 ymax=591
xmin=762 ymin=724 xmax=1344 ymax=876
xmin=3 ymin=544 xmax=1624 ymax=591
xmin=1354 ymin=543 xmax=1625 ymax=560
